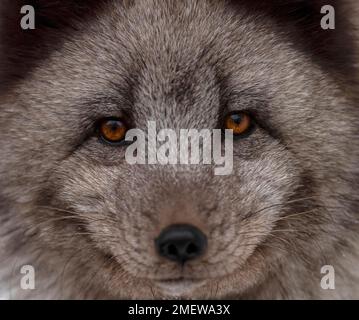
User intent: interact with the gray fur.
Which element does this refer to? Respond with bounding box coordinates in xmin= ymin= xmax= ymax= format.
xmin=0 ymin=0 xmax=358 ymax=299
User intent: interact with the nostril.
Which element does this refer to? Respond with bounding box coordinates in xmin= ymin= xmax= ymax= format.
xmin=167 ymin=243 xmax=178 ymax=257
xmin=155 ymin=224 xmax=207 ymax=264
xmin=186 ymin=242 xmax=198 ymax=256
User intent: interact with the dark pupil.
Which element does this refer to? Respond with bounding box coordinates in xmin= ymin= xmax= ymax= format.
xmin=230 ymin=114 xmax=242 ymax=124
xmin=108 ymin=121 xmax=121 ymax=131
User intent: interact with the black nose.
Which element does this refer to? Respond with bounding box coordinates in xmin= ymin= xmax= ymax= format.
xmin=155 ymin=224 xmax=207 ymax=264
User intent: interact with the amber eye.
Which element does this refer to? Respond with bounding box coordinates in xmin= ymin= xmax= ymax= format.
xmin=224 ymin=112 xmax=252 ymax=136
xmin=98 ymin=118 xmax=127 ymax=143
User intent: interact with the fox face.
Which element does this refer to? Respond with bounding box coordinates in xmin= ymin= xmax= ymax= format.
xmin=0 ymin=0 xmax=358 ymax=299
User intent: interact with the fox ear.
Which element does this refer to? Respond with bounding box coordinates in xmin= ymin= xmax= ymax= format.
xmin=1 ymin=0 xmax=108 ymax=33
xmin=0 ymin=0 xmax=136 ymax=39
xmin=0 ymin=0 xmax=110 ymax=92
xmin=232 ymin=0 xmax=357 ymax=75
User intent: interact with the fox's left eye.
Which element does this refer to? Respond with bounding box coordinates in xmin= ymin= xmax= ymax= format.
xmin=224 ymin=112 xmax=252 ymax=136
xmin=98 ymin=118 xmax=128 ymax=143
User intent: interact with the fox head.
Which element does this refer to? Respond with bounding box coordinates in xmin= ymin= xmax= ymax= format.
xmin=0 ymin=0 xmax=358 ymax=299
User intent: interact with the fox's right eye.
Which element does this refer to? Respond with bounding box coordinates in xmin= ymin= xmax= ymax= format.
xmin=98 ymin=118 xmax=128 ymax=144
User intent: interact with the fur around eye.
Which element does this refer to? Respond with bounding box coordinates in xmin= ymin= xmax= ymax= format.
xmin=98 ymin=118 xmax=128 ymax=144
xmin=224 ymin=112 xmax=252 ymax=136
